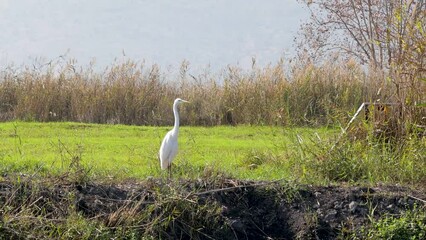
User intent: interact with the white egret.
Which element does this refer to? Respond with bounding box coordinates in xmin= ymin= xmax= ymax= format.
xmin=159 ymin=98 xmax=189 ymax=178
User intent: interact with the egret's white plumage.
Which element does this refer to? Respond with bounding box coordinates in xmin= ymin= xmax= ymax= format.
xmin=159 ymin=98 xmax=189 ymax=176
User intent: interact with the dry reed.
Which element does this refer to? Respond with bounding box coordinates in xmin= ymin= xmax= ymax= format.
xmin=0 ymin=57 xmax=423 ymax=127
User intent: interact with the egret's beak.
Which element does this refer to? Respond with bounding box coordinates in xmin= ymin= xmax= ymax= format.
xmin=181 ymin=99 xmax=190 ymax=103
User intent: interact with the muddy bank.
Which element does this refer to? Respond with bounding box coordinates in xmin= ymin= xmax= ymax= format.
xmin=0 ymin=177 xmax=425 ymax=239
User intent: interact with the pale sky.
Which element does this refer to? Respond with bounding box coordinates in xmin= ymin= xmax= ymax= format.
xmin=0 ymin=0 xmax=308 ymax=71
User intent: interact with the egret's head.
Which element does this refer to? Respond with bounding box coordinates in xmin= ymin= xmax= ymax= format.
xmin=174 ymin=98 xmax=190 ymax=105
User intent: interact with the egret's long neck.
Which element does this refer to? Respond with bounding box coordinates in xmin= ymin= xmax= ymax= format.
xmin=173 ymin=102 xmax=179 ymax=133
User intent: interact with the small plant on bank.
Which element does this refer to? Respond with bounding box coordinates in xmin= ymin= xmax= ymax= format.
xmin=358 ymin=207 xmax=426 ymax=240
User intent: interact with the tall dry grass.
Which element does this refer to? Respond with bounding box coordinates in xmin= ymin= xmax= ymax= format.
xmin=0 ymin=57 xmax=423 ymax=127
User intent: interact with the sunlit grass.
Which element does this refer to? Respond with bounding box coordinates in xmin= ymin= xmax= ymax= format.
xmin=0 ymin=121 xmax=337 ymax=181
xmin=1 ymin=121 xmax=424 ymax=186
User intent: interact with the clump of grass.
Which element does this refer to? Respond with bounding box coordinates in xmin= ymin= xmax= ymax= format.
xmin=291 ymin=127 xmax=426 ymax=185
xmin=241 ymin=149 xmax=280 ymax=169
xmin=358 ymin=207 xmax=426 ymax=240
xmin=317 ymin=140 xmax=369 ymax=182
xmin=139 ymin=185 xmax=228 ymax=239
xmin=54 ymin=139 xmax=92 ymax=184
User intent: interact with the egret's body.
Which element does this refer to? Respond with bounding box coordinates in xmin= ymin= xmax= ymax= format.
xmin=159 ymin=130 xmax=178 ymax=170
xmin=159 ymin=98 xmax=188 ymax=177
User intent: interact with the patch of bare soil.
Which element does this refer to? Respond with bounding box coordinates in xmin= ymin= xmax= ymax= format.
xmin=1 ymin=178 xmax=425 ymax=239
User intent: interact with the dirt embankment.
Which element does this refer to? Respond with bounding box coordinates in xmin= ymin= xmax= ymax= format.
xmin=0 ymin=177 xmax=425 ymax=239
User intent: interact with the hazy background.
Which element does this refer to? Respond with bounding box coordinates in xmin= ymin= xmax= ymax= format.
xmin=0 ymin=0 xmax=308 ymax=71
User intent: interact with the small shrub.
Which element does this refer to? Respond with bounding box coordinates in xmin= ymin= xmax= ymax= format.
xmin=242 ymin=149 xmax=279 ymax=168
xmin=317 ymin=141 xmax=368 ymax=182
xmin=302 ymin=129 xmax=426 ymax=184
xmin=364 ymin=208 xmax=426 ymax=240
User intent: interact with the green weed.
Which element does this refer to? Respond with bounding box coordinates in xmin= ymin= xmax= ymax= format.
xmin=361 ymin=207 xmax=426 ymax=240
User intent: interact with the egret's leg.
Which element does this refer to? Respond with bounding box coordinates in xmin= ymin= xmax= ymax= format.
xmin=167 ymin=164 xmax=171 ymax=180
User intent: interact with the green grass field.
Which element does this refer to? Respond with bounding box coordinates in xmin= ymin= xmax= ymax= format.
xmin=0 ymin=121 xmax=339 ymax=181
xmin=1 ymin=121 xmax=424 ymax=186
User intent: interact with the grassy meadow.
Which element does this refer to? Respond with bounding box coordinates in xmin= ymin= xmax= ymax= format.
xmin=0 ymin=121 xmax=424 ymax=186
xmin=0 ymin=121 xmax=335 ymax=181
